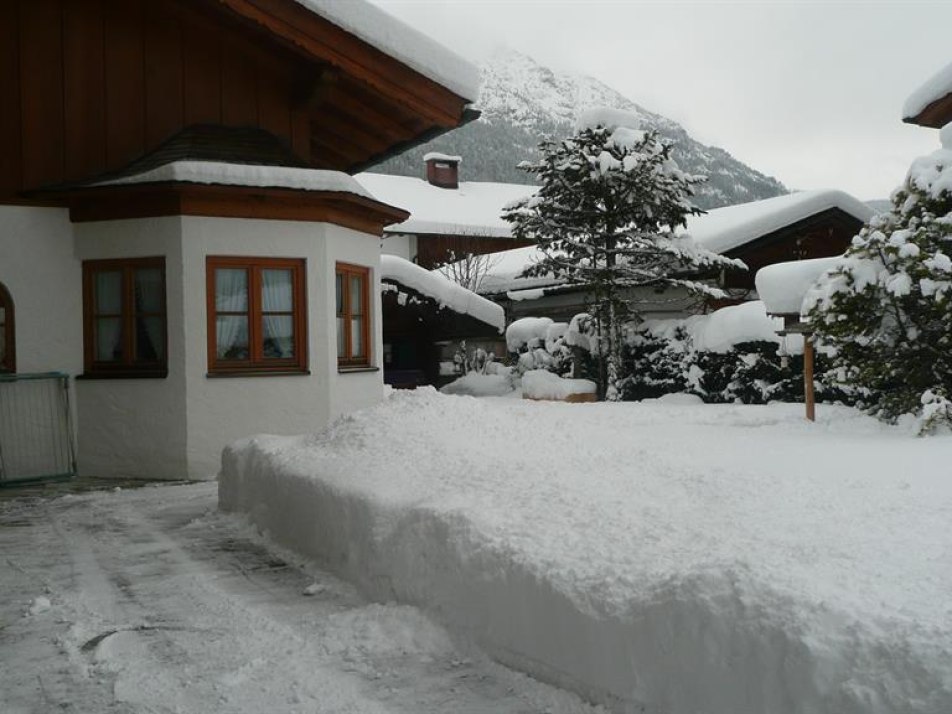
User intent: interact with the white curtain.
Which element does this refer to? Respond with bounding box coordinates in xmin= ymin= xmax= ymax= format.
xmin=261 ymin=269 xmax=293 ymax=359
xmin=215 ymin=268 xmax=248 ymax=359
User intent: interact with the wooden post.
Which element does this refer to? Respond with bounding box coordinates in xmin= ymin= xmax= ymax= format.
xmin=803 ymin=334 xmax=815 ymax=422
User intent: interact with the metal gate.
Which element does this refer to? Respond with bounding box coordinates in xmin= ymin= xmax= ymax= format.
xmin=0 ymin=372 xmax=76 ymax=485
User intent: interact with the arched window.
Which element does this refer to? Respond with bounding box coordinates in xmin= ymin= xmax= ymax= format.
xmin=0 ymin=282 xmax=13 ymax=373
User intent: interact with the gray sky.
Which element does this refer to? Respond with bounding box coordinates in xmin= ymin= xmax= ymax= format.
xmin=368 ymin=0 xmax=951 ymax=201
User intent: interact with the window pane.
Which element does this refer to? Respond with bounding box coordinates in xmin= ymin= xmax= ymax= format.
xmin=337 ymin=316 xmax=345 ymax=357
xmin=336 ymin=273 xmax=343 ymax=315
xmin=134 ymin=268 xmax=163 ymax=313
xmin=350 ymin=275 xmax=364 ymax=315
xmin=351 ymin=316 xmax=364 ymax=357
xmin=261 ymin=269 xmax=293 ymax=312
xmin=136 ymin=316 xmax=165 ymax=361
xmin=95 ymin=317 xmax=123 ymax=361
xmin=216 ymin=315 xmax=249 ymax=360
xmin=262 ymin=315 xmax=294 ymax=359
xmin=215 ymin=269 xmax=248 ymax=312
xmin=95 ymin=271 xmax=122 ymax=314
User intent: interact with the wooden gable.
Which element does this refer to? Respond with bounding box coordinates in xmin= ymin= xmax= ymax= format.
xmin=0 ymin=0 xmax=475 ymax=205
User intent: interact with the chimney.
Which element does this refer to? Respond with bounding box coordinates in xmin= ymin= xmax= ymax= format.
xmin=423 ymin=152 xmax=461 ymax=189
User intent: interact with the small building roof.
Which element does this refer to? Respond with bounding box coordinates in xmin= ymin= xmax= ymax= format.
xmin=903 ymin=60 xmax=952 ymax=128
xmin=475 ymin=189 xmax=873 ymax=296
xmin=358 ymin=173 xmax=537 ymax=237
xmin=380 ymin=255 xmax=505 ymax=331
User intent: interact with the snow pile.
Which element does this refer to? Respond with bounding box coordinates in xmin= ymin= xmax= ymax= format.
xmin=902 ymin=60 xmax=952 ymax=122
xmin=92 ymin=161 xmax=374 ymax=196
xmin=755 ymin=257 xmax=843 ymax=315
xmin=292 ymin=0 xmax=479 ymax=101
xmin=358 ymin=173 xmax=536 ymax=238
xmin=505 ymin=316 xmax=557 ymax=352
xmin=221 ymin=391 xmax=952 ymax=714
xmin=646 ymin=300 xmax=803 ymax=355
xmin=440 ymin=373 xmax=514 ymax=397
xmin=521 ymin=370 xmax=596 ymax=400
xmin=380 ymin=255 xmax=504 ymax=331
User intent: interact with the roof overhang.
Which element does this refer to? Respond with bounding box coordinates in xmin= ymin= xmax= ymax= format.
xmin=43 ymin=182 xmax=410 ymax=233
xmin=903 ymin=93 xmax=952 ymax=129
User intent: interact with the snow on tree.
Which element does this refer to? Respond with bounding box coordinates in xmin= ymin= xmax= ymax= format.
xmin=503 ymin=107 xmax=744 ymax=399
xmin=805 ymin=124 xmax=952 ymax=433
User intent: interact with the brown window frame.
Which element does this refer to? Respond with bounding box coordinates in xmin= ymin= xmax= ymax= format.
xmin=206 ymin=256 xmax=308 ymax=376
xmin=336 ymin=262 xmax=372 ymax=368
xmin=82 ymin=257 xmax=167 ymax=378
xmin=0 ymin=282 xmax=14 ymax=374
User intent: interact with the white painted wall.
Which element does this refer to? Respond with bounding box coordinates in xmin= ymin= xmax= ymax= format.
xmin=0 ymin=206 xmax=81 ymax=375
xmin=72 ymin=217 xmax=188 ymax=480
xmin=180 ymin=217 xmax=384 ymax=479
xmin=380 ymin=232 xmax=416 ymax=262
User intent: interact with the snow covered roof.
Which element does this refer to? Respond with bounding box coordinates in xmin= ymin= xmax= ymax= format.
xmin=358 ymin=173 xmax=537 ymax=237
xmin=91 ymin=160 xmax=374 ymax=196
xmin=292 ymin=0 xmax=480 ymax=102
xmin=903 ymin=60 xmax=952 ymax=127
xmin=423 ymin=152 xmax=462 ymax=163
xmin=477 ymin=189 xmax=873 ymax=295
xmin=683 ymin=189 xmax=874 ymax=254
xmin=755 ymin=256 xmax=842 ymax=316
xmin=380 ymin=254 xmax=505 ymax=331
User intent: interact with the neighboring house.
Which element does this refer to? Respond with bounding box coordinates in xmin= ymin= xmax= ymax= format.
xmin=903 ymin=60 xmax=952 ymax=128
xmin=379 ymin=255 xmax=504 ymax=388
xmin=0 ymin=0 xmax=478 ymax=480
xmin=358 ymin=156 xmax=536 ymax=270
xmin=476 ymin=189 xmax=874 ymax=322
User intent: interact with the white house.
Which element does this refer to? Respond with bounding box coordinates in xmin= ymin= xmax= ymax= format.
xmin=0 ymin=0 xmax=478 ymax=481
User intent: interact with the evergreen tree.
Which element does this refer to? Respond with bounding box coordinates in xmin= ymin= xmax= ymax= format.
xmin=503 ymin=109 xmax=743 ymax=399
xmin=806 ymin=127 xmax=952 ymax=432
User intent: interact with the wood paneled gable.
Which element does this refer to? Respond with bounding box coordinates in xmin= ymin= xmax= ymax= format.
xmin=1 ymin=0 xmax=475 ymax=205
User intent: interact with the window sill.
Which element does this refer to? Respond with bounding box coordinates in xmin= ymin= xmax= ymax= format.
xmin=78 ymin=370 xmax=168 ymax=380
xmin=338 ymin=365 xmax=379 ymax=374
xmin=206 ymin=369 xmax=311 ymax=378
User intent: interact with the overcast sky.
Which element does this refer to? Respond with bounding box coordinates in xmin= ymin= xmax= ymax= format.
xmin=368 ymin=0 xmax=951 ymax=201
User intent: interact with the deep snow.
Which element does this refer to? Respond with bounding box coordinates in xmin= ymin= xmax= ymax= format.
xmin=221 ymin=390 xmax=952 ymax=714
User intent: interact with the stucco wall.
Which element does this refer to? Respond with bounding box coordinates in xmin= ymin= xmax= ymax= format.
xmin=72 ymin=217 xmax=189 ymax=480
xmin=380 ymin=232 xmax=416 ymax=262
xmin=180 ymin=217 xmax=384 ymax=480
xmin=0 ymin=206 xmax=81 ymax=375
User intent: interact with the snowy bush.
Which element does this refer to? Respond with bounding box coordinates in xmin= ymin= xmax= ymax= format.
xmin=619 ymin=303 xmax=851 ymax=405
xmin=806 ymin=128 xmax=952 ymax=433
xmin=506 ymin=317 xmax=573 ymax=377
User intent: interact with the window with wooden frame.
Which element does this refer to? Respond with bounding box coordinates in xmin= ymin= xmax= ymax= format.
xmin=0 ymin=282 xmax=14 ymax=373
xmin=206 ymin=257 xmax=307 ymax=375
xmin=82 ymin=258 xmax=167 ymax=377
xmin=336 ymin=263 xmax=371 ymax=368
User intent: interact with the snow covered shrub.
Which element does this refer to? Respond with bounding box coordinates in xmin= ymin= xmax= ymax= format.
xmin=806 ymin=129 xmax=952 ymax=433
xmin=452 ymin=340 xmax=497 ymax=375
xmin=506 ymin=317 xmax=573 ymax=377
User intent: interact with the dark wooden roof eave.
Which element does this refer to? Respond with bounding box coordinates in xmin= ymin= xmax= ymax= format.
xmin=721 ymin=207 xmax=865 ymax=260
xmin=38 ymin=182 xmax=410 ymax=232
xmin=903 ymin=93 xmax=952 ymax=129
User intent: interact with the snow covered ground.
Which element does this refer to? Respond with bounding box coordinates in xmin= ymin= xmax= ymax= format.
xmin=0 ymin=482 xmax=601 ymax=713
xmin=221 ymin=390 xmax=952 ymax=714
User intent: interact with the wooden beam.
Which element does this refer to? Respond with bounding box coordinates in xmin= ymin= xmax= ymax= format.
xmin=803 ymin=335 xmax=816 ymax=422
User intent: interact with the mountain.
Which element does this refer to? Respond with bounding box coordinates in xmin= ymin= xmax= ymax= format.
xmin=373 ymin=48 xmax=788 ymax=210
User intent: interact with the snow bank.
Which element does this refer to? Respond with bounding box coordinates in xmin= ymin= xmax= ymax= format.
xmin=756 ymin=257 xmax=843 ymax=316
xmin=903 ymin=60 xmax=952 ymax=122
xmin=292 ymin=0 xmax=479 ymax=102
xmin=380 ymin=255 xmax=504 ymax=331
xmin=440 ymin=373 xmax=514 ymax=397
xmin=220 ymin=391 xmax=952 ymax=714
xmin=92 ymin=161 xmax=373 ymax=196
xmin=521 ymin=370 xmax=596 ymax=400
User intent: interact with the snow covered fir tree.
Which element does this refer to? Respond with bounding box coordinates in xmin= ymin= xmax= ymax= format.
xmin=503 ymin=108 xmax=743 ymax=399
xmin=806 ymin=124 xmax=952 ymax=433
